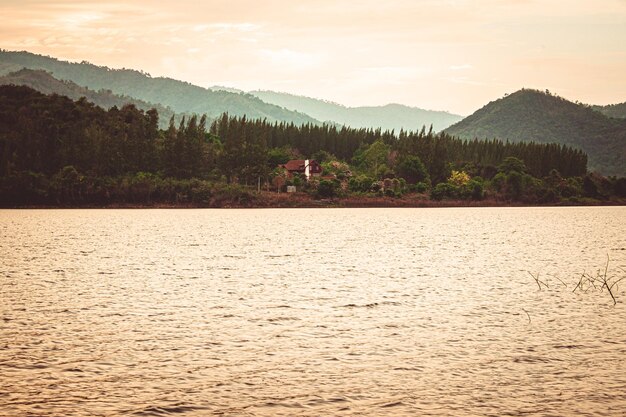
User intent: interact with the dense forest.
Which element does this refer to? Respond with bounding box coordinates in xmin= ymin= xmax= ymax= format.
xmin=1 ymin=85 xmax=624 ymax=207
xmin=444 ymin=89 xmax=626 ymax=176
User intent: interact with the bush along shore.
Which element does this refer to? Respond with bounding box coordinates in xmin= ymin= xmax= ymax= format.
xmin=3 ymin=169 xmax=625 ymax=208
xmin=1 ymin=85 xmax=624 ymax=208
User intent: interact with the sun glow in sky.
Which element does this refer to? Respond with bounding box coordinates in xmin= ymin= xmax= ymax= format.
xmin=1 ymin=0 xmax=625 ymax=115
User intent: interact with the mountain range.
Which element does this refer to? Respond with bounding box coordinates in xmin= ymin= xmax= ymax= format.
xmin=0 ymin=49 xmax=624 ymax=176
xmin=0 ymin=50 xmax=464 ymax=132
xmin=0 ymin=50 xmax=318 ymax=125
xmin=249 ymin=90 xmax=462 ymax=132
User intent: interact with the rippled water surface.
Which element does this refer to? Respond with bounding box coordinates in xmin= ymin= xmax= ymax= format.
xmin=1 ymin=207 xmax=625 ymax=416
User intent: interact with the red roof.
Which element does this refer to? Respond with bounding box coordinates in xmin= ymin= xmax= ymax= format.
xmin=280 ymin=160 xmax=322 ymax=174
xmin=282 ymin=160 xmax=307 ymax=171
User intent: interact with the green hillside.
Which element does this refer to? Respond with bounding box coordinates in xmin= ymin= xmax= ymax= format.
xmin=444 ymin=89 xmax=626 ymax=176
xmin=0 ymin=50 xmax=320 ymax=125
xmin=0 ymin=68 xmax=179 ymax=128
xmin=250 ymin=90 xmax=463 ymax=132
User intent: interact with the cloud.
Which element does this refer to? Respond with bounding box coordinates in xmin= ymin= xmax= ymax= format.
xmin=351 ymin=66 xmax=432 ymax=85
xmin=258 ymin=48 xmax=322 ymax=70
xmin=57 ymin=11 xmax=108 ymax=28
xmin=449 ymin=64 xmax=473 ymax=71
xmin=209 ymin=23 xmax=261 ymax=33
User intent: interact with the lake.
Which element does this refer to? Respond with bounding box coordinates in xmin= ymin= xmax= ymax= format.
xmin=1 ymin=207 xmax=625 ymax=416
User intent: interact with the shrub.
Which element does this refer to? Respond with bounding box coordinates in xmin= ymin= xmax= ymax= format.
xmin=127 ymin=172 xmax=156 ymax=203
xmin=412 ymin=182 xmax=429 ymax=194
xmin=448 ymin=170 xmax=470 ymax=187
xmin=370 ymin=181 xmax=383 ymax=193
xmin=467 ymin=179 xmax=484 ymax=200
xmin=614 ymin=177 xmax=626 ymax=198
xmin=431 ymin=182 xmax=457 ymax=200
xmin=316 ymin=179 xmax=339 ymax=198
xmin=190 ymin=181 xmax=213 ymax=204
xmin=397 ymin=155 xmax=429 ymax=184
xmin=0 ymin=170 xmax=50 ymax=205
xmin=348 ymin=175 xmax=374 ymax=193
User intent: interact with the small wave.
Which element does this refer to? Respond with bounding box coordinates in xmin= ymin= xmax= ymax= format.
xmin=513 ymin=355 xmax=563 ymax=364
xmin=133 ymin=405 xmax=208 ymax=416
xmin=267 ymin=316 xmax=300 ymax=322
xmin=261 ymin=401 xmax=305 ymax=409
xmin=339 ymin=301 xmax=402 ymax=309
xmin=380 ymin=401 xmax=404 ymax=408
xmin=14 ymin=363 xmax=49 ymax=370
xmin=393 ymin=366 xmax=423 ymax=371
xmin=306 ymin=396 xmax=350 ymax=406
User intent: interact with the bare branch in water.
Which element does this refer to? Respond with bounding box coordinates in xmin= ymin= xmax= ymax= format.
xmin=598 ymin=256 xmax=616 ymax=306
xmin=550 ymin=274 xmax=568 ymax=288
xmin=528 ymin=271 xmax=549 ymax=290
xmin=538 ymin=256 xmax=622 ymax=305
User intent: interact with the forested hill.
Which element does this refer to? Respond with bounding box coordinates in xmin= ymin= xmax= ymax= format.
xmin=0 ymin=68 xmax=178 ymax=128
xmin=250 ymin=90 xmax=463 ymax=132
xmin=0 ymin=50 xmax=320 ymax=125
xmin=444 ymin=89 xmax=626 ymax=176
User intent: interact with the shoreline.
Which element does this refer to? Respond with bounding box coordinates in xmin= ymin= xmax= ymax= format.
xmin=3 ymin=193 xmax=625 ymax=209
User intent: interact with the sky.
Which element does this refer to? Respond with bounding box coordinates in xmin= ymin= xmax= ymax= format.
xmin=1 ymin=0 xmax=625 ymax=115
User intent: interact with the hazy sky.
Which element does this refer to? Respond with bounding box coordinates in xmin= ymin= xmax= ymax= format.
xmin=1 ymin=0 xmax=625 ymax=115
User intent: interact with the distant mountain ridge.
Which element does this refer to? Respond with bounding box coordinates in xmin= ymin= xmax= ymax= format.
xmin=0 ymin=50 xmax=320 ymax=125
xmin=250 ymin=90 xmax=463 ymax=132
xmin=592 ymin=102 xmax=626 ymax=119
xmin=209 ymin=85 xmax=244 ymax=94
xmin=0 ymin=68 xmax=180 ymax=128
xmin=444 ymin=89 xmax=626 ymax=176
